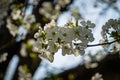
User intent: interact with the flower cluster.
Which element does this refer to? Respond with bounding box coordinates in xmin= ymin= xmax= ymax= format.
xmin=101 ymin=19 xmax=120 ymax=41
xmin=6 ymin=6 xmax=22 ymax=37
xmin=6 ymin=1 xmax=39 ymax=37
xmin=7 ymin=7 xmax=37 ymax=37
xmin=33 ymin=19 xmax=95 ymax=62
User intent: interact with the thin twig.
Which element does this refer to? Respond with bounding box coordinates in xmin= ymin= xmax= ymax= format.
xmin=87 ymin=40 xmax=117 ymax=47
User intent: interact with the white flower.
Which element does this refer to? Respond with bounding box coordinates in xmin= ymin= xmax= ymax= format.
xmin=84 ymin=29 xmax=94 ymax=42
xmin=34 ymin=27 xmax=43 ymax=38
xmin=20 ymin=44 xmax=28 ymax=57
xmin=44 ymin=20 xmax=62 ymax=42
xmin=48 ymin=41 xmax=60 ymax=54
xmin=45 ymin=26 xmax=59 ymax=41
xmin=0 ymin=52 xmax=8 ymax=63
xmin=82 ymin=28 xmax=94 ymax=42
xmin=60 ymin=27 xmax=76 ymax=43
xmin=22 ymin=15 xmax=36 ymax=31
xmin=38 ymin=49 xmax=54 ymax=62
xmin=33 ymin=39 xmax=48 ymax=52
xmin=18 ymin=66 xmax=32 ymax=80
xmin=33 ymin=39 xmax=54 ymax=62
xmin=44 ymin=20 xmax=56 ymax=29
xmin=80 ymin=20 xmax=95 ymax=28
xmin=72 ymin=42 xmax=86 ymax=56
xmin=39 ymin=2 xmax=60 ymax=19
xmin=23 ymin=15 xmax=36 ymax=23
xmin=33 ymin=40 xmax=54 ymax=62
xmin=62 ymin=43 xmax=72 ymax=56
xmin=11 ymin=10 xmax=21 ymax=20
xmin=6 ymin=18 xmax=18 ymax=37
xmin=57 ymin=0 xmax=71 ymax=7
xmin=84 ymin=60 xmax=98 ymax=69
xmin=91 ymin=73 xmax=103 ymax=80
xmin=72 ymin=24 xmax=94 ymax=43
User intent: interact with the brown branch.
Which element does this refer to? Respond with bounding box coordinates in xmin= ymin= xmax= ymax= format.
xmin=87 ymin=40 xmax=118 ymax=47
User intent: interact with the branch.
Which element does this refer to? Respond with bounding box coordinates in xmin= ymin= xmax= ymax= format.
xmin=87 ymin=40 xmax=118 ymax=47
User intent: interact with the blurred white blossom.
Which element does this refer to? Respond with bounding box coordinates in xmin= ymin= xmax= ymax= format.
xmin=0 ymin=52 xmax=8 ymax=63
xmin=20 ymin=44 xmax=28 ymax=57
xmin=91 ymin=73 xmax=103 ymax=80
xmin=56 ymin=0 xmax=71 ymax=8
xmin=84 ymin=60 xmax=98 ymax=69
xmin=39 ymin=2 xmax=60 ymax=20
xmin=83 ymin=50 xmax=106 ymax=69
xmin=7 ymin=8 xmax=37 ymax=37
xmin=11 ymin=10 xmax=22 ymax=20
xmin=18 ymin=66 xmax=32 ymax=80
xmin=0 ymin=0 xmax=13 ymax=26
xmin=6 ymin=18 xmax=19 ymax=37
xmin=22 ymin=14 xmax=36 ymax=31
